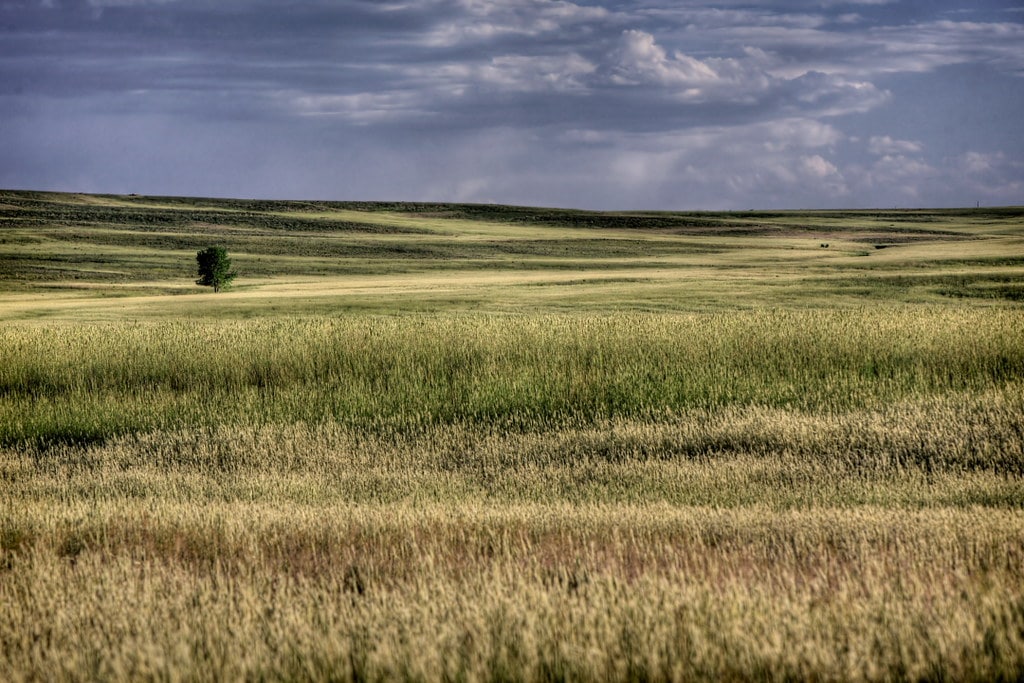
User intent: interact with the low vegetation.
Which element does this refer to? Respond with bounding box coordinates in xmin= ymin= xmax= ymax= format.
xmin=1 ymin=191 xmax=1023 ymax=681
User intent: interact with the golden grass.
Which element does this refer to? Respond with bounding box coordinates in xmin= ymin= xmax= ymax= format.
xmin=2 ymin=502 xmax=1023 ymax=682
xmin=0 ymin=309 xmax=1021 ymax=679
xmin=2 ymin=193 xmax=1024 ymax=680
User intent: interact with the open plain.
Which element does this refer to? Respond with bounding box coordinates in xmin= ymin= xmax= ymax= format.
xmin=1 ymin=191 xmax=1023 ymax=681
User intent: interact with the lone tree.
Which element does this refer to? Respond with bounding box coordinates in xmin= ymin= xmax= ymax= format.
xmin=195 ymin=246 xmax=236 ymax=293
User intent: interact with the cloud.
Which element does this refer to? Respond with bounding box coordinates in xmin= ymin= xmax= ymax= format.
xmin=860 ymin=155 xmax=935 ymax=196
xmin=288 ymin=91 xmax=429 ymax=124
xmin=801 ymin=154 xmax=840 ymax=178
xmin=962 ymin=151 xmax=997 ymax=174
xmin=292 ymin=26 xmax=889 ymax=133
xmin=762 ymin=118 xmax=844 ymax=149
xmin=421 ymin=0 xmax=609 ymax=46
xmin=863 ymin=20 xmax=1024 ymax=75
xmin=595 ymin=31 xmax=886 ymax=116
xmin=662 ymin=13 xmax=1024 ymax=80
xmin=840 ymin=149 xmax=1022 ymax=206
xmin=781 ymin=70 xmax=888 ymax=115
xmin=86 ymin=0 xmax=175 ymax=6
xmin=868 ymin=136 xmax=923 ymax=156
xmin=424 ymin=53 xmax=598 ymax=93
xmin=634 ymin=7 xmax=828 ymax=31
xmin=610 ymin=29 xmax=720 ymax=87
xmin=1 ymin=0 xmax=1022 ymax=209
xmin=956 ymin=151 xmax=1024 ymax=200
xmin=537 ymin=118 xmax=853 ymax=208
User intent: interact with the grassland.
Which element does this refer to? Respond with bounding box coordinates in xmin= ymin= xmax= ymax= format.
xmin=1 ymin=191 xmax=1023 ymax=681
xmin=3 ymin=190 xmax=1023 ymax=318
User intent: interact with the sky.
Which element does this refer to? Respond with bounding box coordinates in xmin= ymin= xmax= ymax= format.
xmin=1 ymin=0 xmax=1023 ymax=210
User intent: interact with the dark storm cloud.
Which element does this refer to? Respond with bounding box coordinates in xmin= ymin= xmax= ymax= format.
xmin=1 ymin=0 xmax=1022 ymax=208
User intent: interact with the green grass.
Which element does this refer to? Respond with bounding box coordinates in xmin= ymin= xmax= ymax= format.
xmin=2 ymin=310 xmax=1022 ymax=445
xmin=2 ymin=190 xmax=1023 ymax=315
xmin=1 ymin=191 xmax=1023 ymax=681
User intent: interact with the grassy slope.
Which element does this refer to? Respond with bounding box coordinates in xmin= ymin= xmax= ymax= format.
xmin=2 ymin=190 xmax=1023 ymax=318
xmin=2 ymin=191 xmax=1024 ymax=681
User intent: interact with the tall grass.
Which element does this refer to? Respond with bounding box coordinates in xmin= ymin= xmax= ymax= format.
xmin=3 ymin=309 xmax=1022 ymax=444
xmin=3 ymin=307 xmax=1023 ymax=680
xmin=4 ymin=396 xmax=1023 ymax=508
xmin=2 ymin=504 xmax=1023 ymax=682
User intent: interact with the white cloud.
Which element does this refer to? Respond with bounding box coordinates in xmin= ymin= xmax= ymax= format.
xmin=394 ymin=116 xmax=858 ymax=209
xmin=850 ymin=154 xmax=936 ymax=200
xmin=786 ymin=72 xmax=888 ymax=115
xmin=446 ymin=53 xmax=597 ymax=92
xmin=673 ymin=14 xmax=1024 ymax=81
xmin=351 ymin=27 xmax=889 ymax=123
xmin=962 ymin=151 xmax=996 ymax=174
xmin=956 ymin=151 xmax=1024 ymax=200
xmin=865 ymin=20 xmax=1024 ymax=75
xmin=761 ymin=118 xmax=844 ymax=150
xmin=423 ymin=0 xmax=609 ymax=46
xmin=868 ymin=136 xmax=923 ymax=156
xmin=86 ymin=0 xmax=176 ymax=5
xmin=798 ymin=154 xmax=847 ymax=195
xmin=550 ymin=118 xmax=852 ymax=208
xmin=288 ymin=91 xmax=428 ymax=123
xmin=599 ymin=30 xmax=885 ymax=115
xmin=800 ymin=154 xmax=839 ymax=178
xmin=635 ymin=7 xmax=827 ymax=31
xmin=609 ymin=30 xmax=721 ymax=87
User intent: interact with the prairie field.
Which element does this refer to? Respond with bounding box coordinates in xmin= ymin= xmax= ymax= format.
xmin=1 ymin=191 xmax=1024 ymax=681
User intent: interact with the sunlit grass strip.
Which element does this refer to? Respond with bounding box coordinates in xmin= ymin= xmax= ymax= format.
xmin=3 ymin=391 xmax=1023 ymax=507
xmin=2 ymin=309 xmax=1022 ymax=444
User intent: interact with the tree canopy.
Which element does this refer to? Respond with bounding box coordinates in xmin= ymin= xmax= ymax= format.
xmin=195 ymin=246 xmax=236 ymax=293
